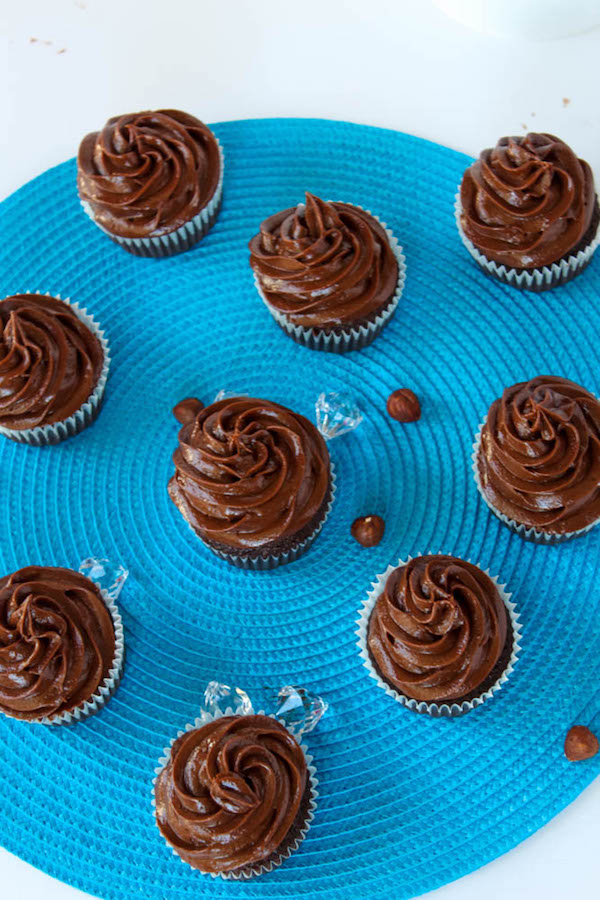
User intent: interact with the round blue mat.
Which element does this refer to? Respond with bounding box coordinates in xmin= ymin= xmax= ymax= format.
xmin=0 ymin=118 xmax=599 ymax=900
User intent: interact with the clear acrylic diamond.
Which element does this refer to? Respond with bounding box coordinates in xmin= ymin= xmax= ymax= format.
xmin=316 ymin=391 xmax=363 ymax=440
xmin=214 ymin=390 xmax=249 ymax=402
xmin=79 ymin=558 xmax=128 ymax=601
xmin=269 ymin=684 xmax=328 ymax=735
xmin=203 ymin=681 xmax=253 ymax=716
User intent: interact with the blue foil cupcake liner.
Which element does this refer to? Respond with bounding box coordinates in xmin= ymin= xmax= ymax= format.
xmin=356 ymin=555 xmax=522 ymax=718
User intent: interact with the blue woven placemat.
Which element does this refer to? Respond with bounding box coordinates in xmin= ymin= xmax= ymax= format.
xmin=0 ymin=118 xmax=598 ymax=900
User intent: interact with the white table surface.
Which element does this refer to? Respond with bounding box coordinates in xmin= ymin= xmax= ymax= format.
xmin=0 ymin=1 xmax=598 ymax=897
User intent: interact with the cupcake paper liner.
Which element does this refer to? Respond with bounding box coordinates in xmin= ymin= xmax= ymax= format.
xmin=455 ymin=193 xmax=600 ymax=292
xmin=0 ymin=291 xmax=110 ymax=446
xmin=202 ymin=464 xmax=337 ymax=570
xmin=356 ymin=555 xmax=522 ymax=718
xmin=472 ymin=419 xmax=600 ymax=543
xmin=81 ymin=140 xmax=224 ymax=258
xmin=254 ymin=203 xmax=406 ymax=352
xmin=152 ymin=704 xmax=318 ymax=879
xmin=15 ymin=585 xmax=125 ymax=727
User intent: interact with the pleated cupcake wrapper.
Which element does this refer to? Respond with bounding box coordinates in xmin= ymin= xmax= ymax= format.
xmin=81 ymin=139 xmax=224 ymax=258
xmin=152 ymin=704 xmax=318 ymax=879
xmin=455 ymin=192 xmax=600 ymax=292
xmin=356 ymin=555 xmax=522 ymax=718
xmin=0 ymin=291 xmax=110 ymax=446
xmin=208 ymin=463 xmax=337 ymax=570
xmin=8 ymin=586 xmax=125 ymax=726
xmin=471 ymin=419 xmax=600 ymax=543
xmin=254 ymin=203 xmax=406 ymax=352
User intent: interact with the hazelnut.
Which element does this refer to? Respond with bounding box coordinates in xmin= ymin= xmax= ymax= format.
xmin=351 ymin=515 xmax=385 ymax=547
xmin=564 ymin=725 xmax=599 ymax=761
xmin=387 ymin=388 xmax=421 ymax=423
xmin=173 ymin=397 xmax=204 ymax=424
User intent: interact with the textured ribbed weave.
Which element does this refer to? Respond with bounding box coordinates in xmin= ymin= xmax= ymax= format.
xmin=0 ymin=118 xmax=598 ymax=900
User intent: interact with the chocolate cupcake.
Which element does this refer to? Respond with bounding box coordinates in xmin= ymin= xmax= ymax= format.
xmin=473 ymin=376 xmax=600 ymax=541
xmin=357 ymin=555 xmax=521 ymax=717
xmin=77 ymin=109 xmax=223 ymax=257
xmin=0 ymin=293 xmax=109 ymax=445
xmin=249 ymin=193 xmax=406 ymax=352
xmin=457 ymin=133 xmax=600 ymax=291
xmin=168 ymin=396 xmax=334 ymax=568
xmin=0 ymin=566 xmax=124 ymax=724
xmin=153 ymin=713 xmax=317 ymax=878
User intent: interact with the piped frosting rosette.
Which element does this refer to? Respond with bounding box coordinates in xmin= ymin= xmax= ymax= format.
xmin=473 ymin=375 xmax=600 ymax=541
xmin=0 ymin=292 xmax=110 ymax=446
xmin=249 ymin=193 xmax=406 ymax=351
xmin=0 ymin=565 xmax=125 ymax=725
xmin=78 ymin=109 xmax=223 ymax=257
xmin=356 ymin=554 xmax=521 ymax=717
xmin=456 ymin=133 xmax=600 ymax=291
xmin=168 ymin=395 xmax=336 ymax=568
xmin=152 ymin=704 xmax=318 ymax=879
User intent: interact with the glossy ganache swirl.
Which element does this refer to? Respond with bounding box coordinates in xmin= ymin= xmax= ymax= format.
xmin=77 ymin=109 xmax=221 ymax=238
xmin=368 ymin=556 xmax=509 ymax=703
xmin=0 ymin=295 xmax=104 ymax=430
xmin=478 ymin=376 xmax=600 ymax=534
xmin=460 ymin=133 xmax=596 ymax=269
xmin=249 ymin=193 xmax=399 ymax=329
xmin=0 ymin=567 xmax=116 ymax=720
xmin=154 ymin=715 xmax=308 ymax=874
xmin=168 ymin=397 xmax=331 ymax=553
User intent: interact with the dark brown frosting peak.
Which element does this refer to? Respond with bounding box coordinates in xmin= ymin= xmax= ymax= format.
xmin=460 ymin=133 xmax=595 ymax=268
xmin=77 ymin=109 xmax=221 ymax=238
xmin=368 ymin=556 xmax=508 ymax=703
xmin=0 ymin=295 xmax=104 ymax=430
xmin=478 ymin=376 xmax=600 ymax=534
xmin=154 ymin=715 xmax=308 ymax=874
xmin=249 ymin=193 xmax=398 ymax=328
xmin=168 ymin=397 xmax=330 ymax=552
xmin=0 ymin=567 xmax=115 ymax=720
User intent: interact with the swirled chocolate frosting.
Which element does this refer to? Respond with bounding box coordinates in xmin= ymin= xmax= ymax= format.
xmin=477 ymin=376 xmax=600 ymax=534
xmin=154 ymin=715 xmax=308 ymax=874
xmin=77 ymin=109 xmax=221 ymax=238
xmin=0 ymin=567 xmax=116 ymax=720
xmin=0 ymin=295 xmax=104 ymax=430
xmin=367 ymin=556 xmax=509 ymax=703
xmin=460 ymin=133 xmax=596 ymax=269
xmin=168 ymin=397 xmax=331 ymax=553
xmin=249 ymin=193 xmax=399 ymax=329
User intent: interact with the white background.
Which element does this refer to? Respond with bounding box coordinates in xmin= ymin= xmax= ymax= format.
xmin=0 ymin=1 xmax=598 ymax=897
